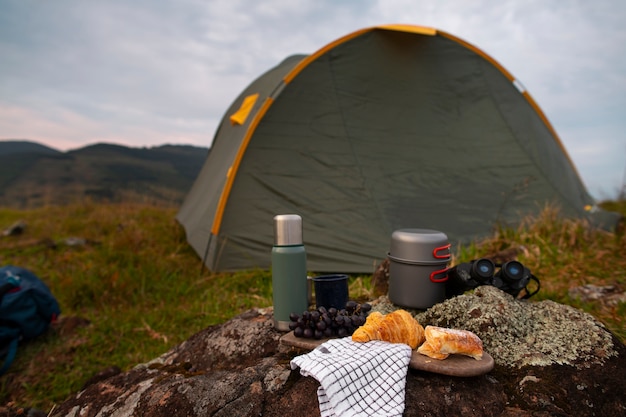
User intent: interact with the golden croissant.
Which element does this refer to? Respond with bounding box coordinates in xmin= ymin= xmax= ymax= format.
xmin=352 ymin=309 xmax=425 ymax=349
xmin=417 ymin=325 xmax=483 ymax=360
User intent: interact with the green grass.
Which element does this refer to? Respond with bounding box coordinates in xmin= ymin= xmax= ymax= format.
xmin=0 ymin=203 xmax=277 ymax=410
xmin=0 ymin=201 xmax=624 ymax=411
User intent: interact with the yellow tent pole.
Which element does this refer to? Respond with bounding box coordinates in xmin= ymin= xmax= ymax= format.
xmin=213 ymin=24 xmax=479 ymax=237
xmin=211 ymin=96 xmax=275 ymax=235
xmin=210 ymin=23 xmax=585 ymax=237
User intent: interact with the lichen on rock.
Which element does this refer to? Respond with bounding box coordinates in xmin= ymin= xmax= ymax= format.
xmin=372 ymin=285 xmax=617 ymax=368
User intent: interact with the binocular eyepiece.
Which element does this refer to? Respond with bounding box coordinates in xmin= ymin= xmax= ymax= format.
xmin=446 ymin=258 xmax=539 ymax=299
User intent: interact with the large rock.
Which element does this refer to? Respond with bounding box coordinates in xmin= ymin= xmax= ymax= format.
xmin=53 ymin=287 xmax=625 ymax=417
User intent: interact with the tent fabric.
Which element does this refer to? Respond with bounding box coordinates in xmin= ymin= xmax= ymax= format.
xmin=176 ymin=24 xmax=620 ymax=274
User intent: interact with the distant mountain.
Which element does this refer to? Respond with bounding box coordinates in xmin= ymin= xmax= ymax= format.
xmin=0 ymin=140 xmax=62 ymax=156
xmin=0 ymin=140 xmax=209 ymax=208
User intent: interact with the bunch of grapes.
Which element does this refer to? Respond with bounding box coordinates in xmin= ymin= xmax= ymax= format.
xmin=289 ymin=300 xmax=372 ymax=339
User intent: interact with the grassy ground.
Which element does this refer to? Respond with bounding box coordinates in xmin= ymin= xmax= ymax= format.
xmin=0 ymin=203 xmax=276 ymax=410
xmin=0 ymin=201 xmax=624 ymax=412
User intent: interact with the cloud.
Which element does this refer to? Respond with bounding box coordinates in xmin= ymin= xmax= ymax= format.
xmin=0 ymin=0 xmax=624 ymax=198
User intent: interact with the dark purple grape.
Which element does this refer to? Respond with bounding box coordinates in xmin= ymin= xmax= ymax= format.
xmin=289 ymin=321 xmax=298 ymax=330
xmin=314 ymin=329 xmax=323 ymax=339
xmin=294 ymin=327 xmax=304 ymax=337
xmin=310 ymin=311 xmax=320 ymax=321
xmin=303 ymin=328 xmax=313 ymax=338
xmin=316 ymin=320 xmax=327 ymax=331
xmin=302 ymin=311 xmax=311 ymax=320
xmin=328 ymin=307 xmax=337 ymax=316
xmin=335 ymin=316 xmax=344 ymax=325
xmin=346 ymin=300 xmax=358 ymax=313
xmin=289 ymin=312 xmax=300 ymax=322
xmin=323 ymin=328 xmax=333 ymax=338
xmin=317 ymin=306 xmax=328 ymax=315
xmin=360 ymin=303 xmax=372 ymax=313
xmin=337 ymin=327 xmax=348 ymax=337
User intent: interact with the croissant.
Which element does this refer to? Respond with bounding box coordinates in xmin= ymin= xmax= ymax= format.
xmin=417 ymin=325 xmax=483 ymax=360
xmin=352 ymin=309 xmax=425 ymax=349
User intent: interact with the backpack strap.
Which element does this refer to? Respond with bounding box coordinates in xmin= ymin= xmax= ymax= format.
xmin=521 ymin=274 xmax=541 ymax=299
xmin=0 ymin=336 xmax=19 ymax=376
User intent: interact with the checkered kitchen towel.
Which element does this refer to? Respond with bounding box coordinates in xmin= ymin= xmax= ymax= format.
xmin=290 ymin=337 xmax=412 ymax=417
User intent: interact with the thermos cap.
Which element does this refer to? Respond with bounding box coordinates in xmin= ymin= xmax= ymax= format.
xmin=274 ymin=214 xmax=303 ymax=245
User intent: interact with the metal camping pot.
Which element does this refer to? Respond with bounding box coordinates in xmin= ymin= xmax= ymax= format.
xmin=387 ymin=228 xmax=451 ymax=309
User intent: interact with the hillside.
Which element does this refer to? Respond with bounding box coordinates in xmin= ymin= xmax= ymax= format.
xmin=0 ymin=140 xmax=61 ymax=156
xmin=0 ymin=140 xmax=209 ymax=208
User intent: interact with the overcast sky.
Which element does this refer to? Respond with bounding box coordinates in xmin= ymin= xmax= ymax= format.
xmin=1 ymin=0 xmax=624 ymax=199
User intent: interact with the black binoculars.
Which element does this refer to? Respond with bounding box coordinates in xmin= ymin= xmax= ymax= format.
xmin=445 ymin=258 xmax=539 ymax=299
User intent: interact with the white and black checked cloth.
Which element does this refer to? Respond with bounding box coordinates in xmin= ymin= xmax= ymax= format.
xmin=290 ymin=337 xmax=412 ymax=417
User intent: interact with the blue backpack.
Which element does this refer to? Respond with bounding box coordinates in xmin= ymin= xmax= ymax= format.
xmin=0 ymin=266 xmax=61 ymax=375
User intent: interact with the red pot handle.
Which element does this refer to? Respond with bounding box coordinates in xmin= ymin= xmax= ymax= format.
xmin=430 ymin=267 xmax=449 ymax=283
xmin=432 ymin=243 xmax=451 ymax=259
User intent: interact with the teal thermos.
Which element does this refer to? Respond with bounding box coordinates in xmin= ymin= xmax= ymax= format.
xmin=272 ymin=214 xmax=308 ymax=331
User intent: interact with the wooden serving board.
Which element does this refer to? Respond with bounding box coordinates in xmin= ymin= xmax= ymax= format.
xmin=280 ymin=331 xmax=494 ymax=377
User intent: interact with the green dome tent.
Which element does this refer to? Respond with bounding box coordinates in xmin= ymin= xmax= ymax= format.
xmin=177 ymin=24 xmax=619 ymax=273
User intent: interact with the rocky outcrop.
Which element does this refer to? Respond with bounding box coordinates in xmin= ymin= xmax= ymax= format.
xmin=52 ymin=288 xmax=626 ymax=417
